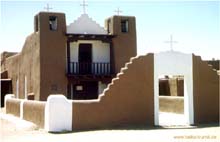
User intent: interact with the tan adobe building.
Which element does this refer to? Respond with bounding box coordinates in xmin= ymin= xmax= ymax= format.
xmin=1 ymin=12 xmax=136 ymax=102
xmin=2 ymin=11 xmax=219 ymax=131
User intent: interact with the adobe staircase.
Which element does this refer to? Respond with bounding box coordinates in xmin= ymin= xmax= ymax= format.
xmin=101 ymin=56 xmax=141 ymax=98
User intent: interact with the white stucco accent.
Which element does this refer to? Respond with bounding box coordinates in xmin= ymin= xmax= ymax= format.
xmin=45 ymin=95 xmax=72 ymax=132
xmin=16 ymin=78 xmax=19 ymax=98
xmin=20 ymin=100 xmax=25 ymax=119
xmin=67 ymin=14 xmax=107 ymax=35
xmin=24 ymin=76 xmax=27 ymax=99
xmin=70 ymin=40 xmax=110 ymax=63
xmin=4 ymin=94 xmax=15 ymax=109
xmin=98 ymin=81 xmax=107 ymax=94
xmin=154 ymin=51 xmax=194 ymax=125
xmin=70 ymin=42 xmax=79 ymax=63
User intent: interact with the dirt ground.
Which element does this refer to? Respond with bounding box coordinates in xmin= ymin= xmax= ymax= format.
xmin=0 ymin=108 xmax=219 ymax=142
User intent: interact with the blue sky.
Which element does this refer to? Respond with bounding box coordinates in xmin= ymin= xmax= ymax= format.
xmin=0 ymin=0 xmax=219 ymax=60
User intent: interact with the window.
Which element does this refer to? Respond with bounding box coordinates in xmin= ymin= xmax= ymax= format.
xmin=121 ymin=19 xmax=129 ymax=33
xmin=49 ymin=16 xmax=57 ymax=31
xmin=75 ymin=85 xmax=83 ymax=91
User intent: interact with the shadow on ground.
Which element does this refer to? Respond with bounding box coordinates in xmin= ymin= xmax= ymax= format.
xmin=50 ymin=123 xmax=219 ymax=134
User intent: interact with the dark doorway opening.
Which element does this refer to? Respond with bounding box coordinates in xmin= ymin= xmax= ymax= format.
xmin=1 ymin=79 xmax=12 ymax=107
xmin=69 ymin=81 xmax=98 ymax=100
xmin=78 ymin=44 xmax=92 ymax=74
xmin=74 ymin=81 xmax=98 ymax=100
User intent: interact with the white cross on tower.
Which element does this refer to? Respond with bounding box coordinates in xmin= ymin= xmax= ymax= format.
xmin=114 ymin=7 xmax=122 ymax=15
xmin=164 ymin=35 xmax=178 ymax=51
xmin=80 ymin=0 xmax=88 ymax=14
xmin=44 ymin=3 xmax=52 ymax=12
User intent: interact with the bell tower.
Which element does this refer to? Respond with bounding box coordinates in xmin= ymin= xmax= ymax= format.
xmin=34 ymin=12 xmax=67 ymax=101
xmin=105 ymin=15 xmax=137 ymax=73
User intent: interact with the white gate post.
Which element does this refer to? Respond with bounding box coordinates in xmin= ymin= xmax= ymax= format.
xmin=45 ymin=95 xmax=72 ymax=132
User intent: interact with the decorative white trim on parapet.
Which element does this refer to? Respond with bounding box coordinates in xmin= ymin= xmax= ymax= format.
xmin=20 ymin=100 xmax=25 ymax=119
xmin=45 ymin=95 xmax=72 ymax=132
xmin=67 ymin=14 xmax=107 ymax=35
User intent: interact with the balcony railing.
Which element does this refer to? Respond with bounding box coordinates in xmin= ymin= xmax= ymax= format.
xmin=68 ymin=62 xmax=113 ymax=75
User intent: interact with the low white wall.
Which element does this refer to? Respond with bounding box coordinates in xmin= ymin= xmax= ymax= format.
xmin=45 ymin=95 xmax=72 ymax=132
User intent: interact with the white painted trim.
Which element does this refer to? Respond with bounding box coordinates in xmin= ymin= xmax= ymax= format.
xmin=20 ymin=100 xmax=25 ymax=119
xmin=45 ymin=95 xmax=72 ymax=132
xmin=154 ymin=51 xmax=194 ymax=125
xmin=4 ymin=94 xmax=15 ymax=108
xmin=24 ymin=76 xmax=27 ymax=99
xmin=67 ymin=14 xmax=107 ymax=35
xmin=16 ymin=78 xmax=19 ymax=98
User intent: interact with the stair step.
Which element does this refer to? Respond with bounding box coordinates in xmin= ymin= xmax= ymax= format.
xmin=117 ymin=72 xmax=124 ymax=76
xmin=130 ymin=56 xmax=138 ymax=62
xmin=120 ymin=67 xmax=128 ymax=72
xmin=125 ymin=62 xmax=132 ymax=67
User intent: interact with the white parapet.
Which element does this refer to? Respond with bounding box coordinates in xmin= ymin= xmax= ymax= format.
xmin=45 ymin=95 xmax=72 ymax=132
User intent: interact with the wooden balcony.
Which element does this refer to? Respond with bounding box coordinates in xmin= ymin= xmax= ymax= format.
xmin=67 ymin=62 xmax=115 ymax=79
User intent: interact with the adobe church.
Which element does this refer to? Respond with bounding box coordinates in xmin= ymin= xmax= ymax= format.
xmin=1 ymin=6 xmax=219 ymax=130
xmin=1 ymin=11 xmax=136 ymax=101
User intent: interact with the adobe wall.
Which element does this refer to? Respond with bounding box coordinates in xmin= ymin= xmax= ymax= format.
xmin=2 ymin=33 xmax=40 ymax=100
xmin=23 ymin=101 xmax=46 ymax=128
xmin=159 ymin=78 xmax=184 ymax=96
xmin=72 ymin=54 xmax=154 ymax=130
xmin=169 ymin=78 xmax=184 ymax=96
xmin=2 ymin=54 xmax=20 ymax=96
xmin=1 ymin=52 xmax=17 ymax=72
xmin=159 ymin=96 xmax=184 ymax=114
xmin=193 ymin=55 xmax=219 ymax=123
xmin=6 ymin=98 xmax=21 ymax=117
xmin=5 ymin=95 xmax=46 ymax=128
